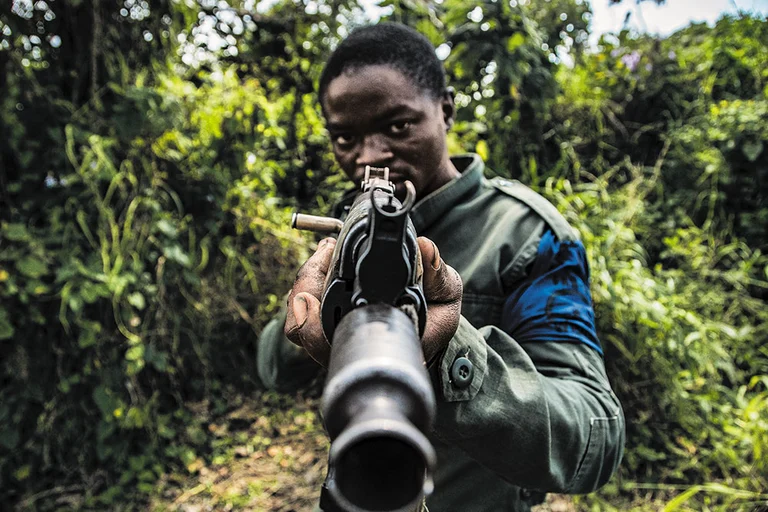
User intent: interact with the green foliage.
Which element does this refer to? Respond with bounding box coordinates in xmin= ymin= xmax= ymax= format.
xmin=0 ymin=1 xmax=329 ymax=507
xmin=553 ymin=16 xmax=768 ymax=251
xmin=0 ymin=68 xmax=309 ymax=506
xmin=442 ymin=0 xmax=559 ymax=178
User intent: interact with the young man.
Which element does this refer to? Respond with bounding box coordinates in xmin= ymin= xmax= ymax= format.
xmin=258 ymin=22 xmax=625 ymax=512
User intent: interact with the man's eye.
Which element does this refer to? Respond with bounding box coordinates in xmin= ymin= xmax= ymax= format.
xmin=334 ymin=134 xmax=356 ymax=146
xmin=388 ymin=121 xmax=411 ymax=135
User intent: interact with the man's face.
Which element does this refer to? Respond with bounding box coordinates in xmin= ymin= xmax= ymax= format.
xmin=322 ymin=64 xmax=458 ymax=201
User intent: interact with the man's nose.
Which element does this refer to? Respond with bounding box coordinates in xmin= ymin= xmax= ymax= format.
xmin=355 ymin=134 xmax=394 ymax=168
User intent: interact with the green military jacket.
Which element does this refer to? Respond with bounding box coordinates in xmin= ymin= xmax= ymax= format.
xmin=258 ymin=155 xmax=625 ymax=511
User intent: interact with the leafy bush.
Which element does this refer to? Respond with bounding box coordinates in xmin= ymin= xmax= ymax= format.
xmin=551 ymin=16 xmax=768 ymax=252
xmin=0 ymin=17 xmax=313 ymax=507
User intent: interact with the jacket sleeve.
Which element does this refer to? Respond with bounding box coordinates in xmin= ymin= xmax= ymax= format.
xmin=256 ymin=307 xmax=322 ymax=392
xmin=429 ymin=229 xmax=625 ymax=493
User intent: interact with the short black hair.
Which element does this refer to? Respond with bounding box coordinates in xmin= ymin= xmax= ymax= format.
xmin=318 ymin=22 xmax=447 ymax=106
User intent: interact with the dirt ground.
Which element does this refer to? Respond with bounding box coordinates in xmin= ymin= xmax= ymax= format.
xmin=151 ymin=392 xmax=576 ymax=512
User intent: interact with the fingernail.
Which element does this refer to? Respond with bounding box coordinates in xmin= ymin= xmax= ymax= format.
xmin=317 ymin=237 xmax=334 ymax=250
xmin=430 ymin=241 xmax=442 ymax=271
xmin=293 ymin=295 xmax=308 ymax=328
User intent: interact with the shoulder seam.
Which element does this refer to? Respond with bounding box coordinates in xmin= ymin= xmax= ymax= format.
xmin=488 ymin=178 xmax=577 ymax=241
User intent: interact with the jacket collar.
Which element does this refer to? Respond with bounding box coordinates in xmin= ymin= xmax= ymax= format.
xmin=410 ymin=154 xmax=484 ymax=232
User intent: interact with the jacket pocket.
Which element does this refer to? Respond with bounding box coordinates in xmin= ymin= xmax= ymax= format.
xmin=569 ymin=414 xmax=622 ymax=492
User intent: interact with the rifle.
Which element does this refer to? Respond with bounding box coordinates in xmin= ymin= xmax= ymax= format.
xmin=292 ymin=166 xmax=436 ymax=512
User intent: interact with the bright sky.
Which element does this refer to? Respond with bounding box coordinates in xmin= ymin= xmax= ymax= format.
xmin=590 ymin=0 xmax=768 ymax=43
xmin=360 ymin=0 xmax=768 ymax=43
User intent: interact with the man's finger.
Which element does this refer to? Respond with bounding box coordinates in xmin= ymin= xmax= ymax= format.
xmin=294 ymin=237 xmax=337 ymax=299
xmin=285 ymin=237 xmax=337 ymax=339
xmin=422 ymin=301 xmax=463 ymax=363
xmin=286 ymin=292 xmax=331 ymax=367
xmin=417 ymin=237 xmax=462 ymax=304
xmin=417 ymin=237 xmax=463 ymax=364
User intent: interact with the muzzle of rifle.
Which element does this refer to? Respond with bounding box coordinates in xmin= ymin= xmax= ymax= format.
xmin=321 ymin=304 xmax=436 ymax=512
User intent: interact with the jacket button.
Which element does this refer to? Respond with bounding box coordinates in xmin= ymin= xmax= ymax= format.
xmin=450 ymin=356 xmax=474 ymax=389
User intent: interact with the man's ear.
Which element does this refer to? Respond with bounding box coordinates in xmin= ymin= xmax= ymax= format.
xmin=441 ymin=86 xmax=456 ymax=131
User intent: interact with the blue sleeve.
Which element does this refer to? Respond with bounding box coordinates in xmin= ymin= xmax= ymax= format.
xmin=500 ymin=229 xmax=602 ymax=355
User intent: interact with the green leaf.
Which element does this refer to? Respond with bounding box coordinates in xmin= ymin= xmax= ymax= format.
xmin=137 ymin=482 xmax=154 ymax=494
xmin=14 ymin=465 xmax=31 ymax=481
xmin=127 ymin=292 xmax=146 ymax=310
xmin=179 ymin=448 xmax=197 ymax=468
xmin=164 ymin=245 xmax=191 ymax=267
xmin=125 ymin=345 xmax=145 ymax=362
xmin=507 ymin=32 xmax=526 ymax=53
xmin=16 ymin=257 xmax=48 ymax=278
xmin=3 ymin=223 xmax=29 ymax=241
xmin=663 ymin=486 xmax=701 ymax=511
xmin=78 ymin=329 xmax=98 ymax=348
xmin=158 ymin=424 xmax=176 ymax=439
xmin=81 ymin=282 xmax=109 ymax=303
xmin=68 ymin=295 xmax=83 ymax=314
xmin=415 ymin=19 xmax=441 ymax=46
xmin=742 ymin=140 xmax=763 ymax=162
xmin=27 ymin=280 xmax=50 ymax=295
xmin=634 ymin=445 xmax=666 ymax=461
xmin=476 ymin=140 xmax=489 ymax=161
xmin=92 ymin=386 xmax=117 ymax=419
xmin=155 ymin=219 xmax=178 ymax=238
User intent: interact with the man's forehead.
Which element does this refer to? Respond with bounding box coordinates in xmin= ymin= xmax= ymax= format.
xmin=325 ymin=103 xmax=422 ymax=130
xmin=323 ymin=65 xmax=434 ymax=120
xmin=327 ymin=65 xmax=416 ymax=94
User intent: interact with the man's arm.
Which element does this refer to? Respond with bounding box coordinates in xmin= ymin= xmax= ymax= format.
xmin=429 ymin=229 xmax=625 ymax=493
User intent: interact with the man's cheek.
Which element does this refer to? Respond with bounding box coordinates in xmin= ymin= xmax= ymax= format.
xmin=334 ymin=153 xmax=355 ymax=177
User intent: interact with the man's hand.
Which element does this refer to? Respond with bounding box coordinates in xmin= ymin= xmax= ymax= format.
xmin=284 ymin=236 xmax=463 ymax=367
xmin=416 ymin=237 xmax=463 ymax=364
xmin=284 ymin=237 xmax=337 ymax=367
